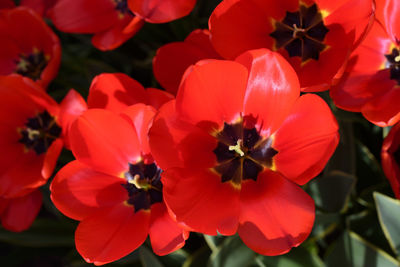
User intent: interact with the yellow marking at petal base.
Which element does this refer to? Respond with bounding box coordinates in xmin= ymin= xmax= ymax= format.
xmin=229 ymin=140 xmax=245 ymax=157
xmin=320 ymin=9 xmax=330 ymax=19
xmin=228 ymin=180 xmax=242 ymax=191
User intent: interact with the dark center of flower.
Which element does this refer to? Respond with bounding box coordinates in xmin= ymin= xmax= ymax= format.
xmin=394 ymin=147 xmax=400 ymax=166
xmin=18 ymin=110 xmax=61 ymax=155
xmin=14 ymin=49 xmax=49 ymax=81
xmin=114 ymin=0 xmax=133 ymax=15
xmin=122 ymin=161 xmax=163 ymax=213
xmin=213 ymin=120 xmax=278 ymax=185
xmin=385 ymin=48 xmax=400 ymax=85
xmin=270 ymin=4 xmax=329 ymax=62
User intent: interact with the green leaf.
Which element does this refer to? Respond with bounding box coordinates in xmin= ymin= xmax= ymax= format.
xmin=258 ymin=246 xmax=324 ymax=267
xmin=0 ymin=218 xmax=75 ymax=247
xmin=311 ymin=212 xmax=340 ymax=240
xmin=307 ymin=170 xmax=356 ymax=212
xmin=139 ymin=246 xmax=164 ymax=267
xmin=208 ymin=235 xmax=256 ymax=267
xmin=325 ymin=231 xmax=399 ymax=267
xmin=374 ymin=192 xmax=400 ymax=256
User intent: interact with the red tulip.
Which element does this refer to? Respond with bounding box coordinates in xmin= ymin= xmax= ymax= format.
xmin=51 ymin=104 xmax=187 ymax=265
xmin=209 ymin=0 xmax=374 ymax=91
xmin=0 ymin=76 xmax=63 ymax=199
xmin=0 ymin=7 xmax=61 ymax=87
xmin=382 ymin=123 xmax=400 ymax=198
xmin=149 ymin=49 xmax=339 ymax=255
xmin=153 ymin=29 xmax=221 ymax=95
xmin=331 ymin=0 xmax=400 ymax=127
xmin=49 ymin=0 xmax=197 ymax=50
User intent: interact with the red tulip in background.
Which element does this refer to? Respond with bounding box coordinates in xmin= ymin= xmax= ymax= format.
xmin=209 ymin=0 xmax=374 ymax=91
xmin=0 ymin=76 xmax=64 ymax=231
xmin=0 ymin=7 xmax=61 ymax=88
xmin=51 ymin=73 xmax=185 ymax=265
xmin=49 ymin=0 xmax=196 ymax=51
xmin=0 ymin=190 xmax=42 ymax=232
xmin=330 ymin=0 xmax=400 ymax=127
xmin=382 ymin=123 xmax=400 ymax=199
xmin=58 ymin=72 xmax=173 ymax=147
xmin=149 ymin=49 xmax=339 ymax=255
xmin=153 ymin=29 xmax=221 ymax=95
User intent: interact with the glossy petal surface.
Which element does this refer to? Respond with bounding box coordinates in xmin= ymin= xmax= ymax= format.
xmin=238 ymin=170 xmax=315 ymax=255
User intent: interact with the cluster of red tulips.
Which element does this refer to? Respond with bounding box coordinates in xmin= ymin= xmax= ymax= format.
xmin=1 ymin=0 xmax=400 ymax=266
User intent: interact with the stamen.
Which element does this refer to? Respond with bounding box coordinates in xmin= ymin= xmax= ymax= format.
xmin=395 ymin=55 xmax=400 ymax=62
xmin=229 ymin=139 xmax=245 ymax=157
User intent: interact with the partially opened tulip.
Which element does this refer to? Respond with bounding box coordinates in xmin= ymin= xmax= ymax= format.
xmin=149 ymin=49 xmax=339 ymax=255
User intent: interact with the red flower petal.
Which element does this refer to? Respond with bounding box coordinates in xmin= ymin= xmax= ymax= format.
xmin=50 ymin=160 xmax=127 ymax=221
xmin=317 ymin=0 xmax=374 ymax=49
xmin=209 ymin=0 xmax=298 ymax=59
xmin=375 ymin=0 xmax=400 ymax=43
xmin=92 ymin=15 xmax=144 ymax=51
xmin=41 ymin=138 xmax=63 ymax=179
xmin=0 ymin=0 xmax=14 ymax=9
xmin=76 ymin=205 xmax=150 ymax=265
xmin=49 ymin=0 xmax=118 ymax=33
xmin=149 ymin=100 xmax=217 ymax=170
xmin=381 ymin=123 xmax=400 ymax=198
xmin=0 ymin=7 xmax=61 ymax=87
xmin=1 ymin=190 xmax=42 ymax=232
xmin=87 ymin=73 xmax=147 ymax=113
xmin=145 ymin=88 xmax=174 ymax=109
xmin=59 ymin=89 xmax=88 ymax=149
xmin=176 ymin=59 xmax=248 ymax=127
xmin=153 ymin=29 xmax=220 ymax=95
xmin=20 ymin=0 xmax=56 ymax=17
xmin=273 ymin=94 xmax=339 ymax=185
xmin=238 ymin=170 xmax=315 ymax=255
xmin=237 ymin=49 xmax=300 ymax=136
xmin=121 ymin=104 xmax=156 ymax=156
xmin=128 ymin=0 xmax=196 ymax=23
xmin=362 ymin=87 xmax=400 ymax=127
xmin=330 ymin=22 xmax=393 ymax=112
xmin=69 ymin=109 xmax=141 ymax=175
xmin=162 ymin=168 xmax=240 ymax=235
xmin=149 ymin=203 xmax=188 ymax=255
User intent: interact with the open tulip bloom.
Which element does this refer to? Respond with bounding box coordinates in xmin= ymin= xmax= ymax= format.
xmin=209 ymin=0 xmax=374 ymax=91
xmin=0 ymin=7 xmax=61 ymax=88
xmin=51 ymin=74 xmax=184 ymax=265
xmin=0 ymin=75 xmax=64 ymax=231
xmin=149 ymin=49 xmax=339 ymax=255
